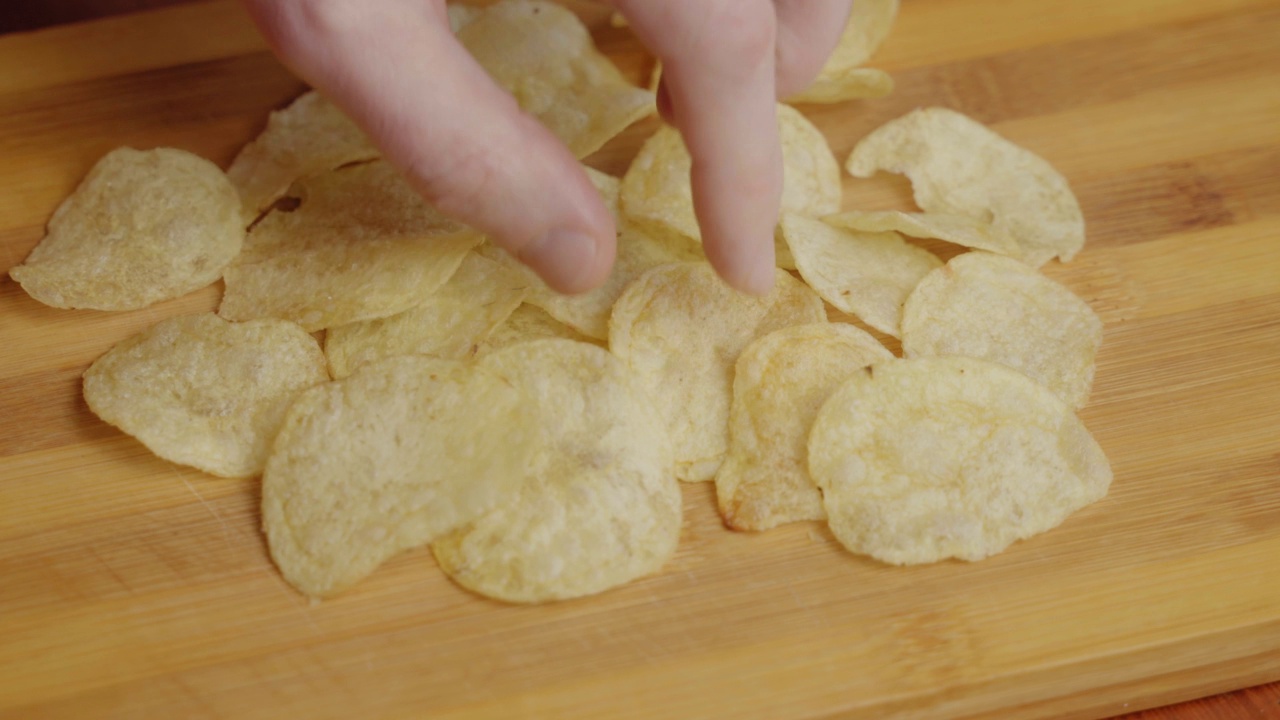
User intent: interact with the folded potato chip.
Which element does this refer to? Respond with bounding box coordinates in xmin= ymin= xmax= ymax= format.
xmin=809 ymin=356 xmax=1112 ymax=564
xmin=825 ymin=209 xmax=1020 ymax=257
xmin=226 ymin=91 xmax=379 ymax=225
xmin=610 ymin=262 xmax=826 ymax=481
xmin=716 ymin=324 xmax=892 ymax=531
xmin=781 ymin=213 xmax=941 ymax=338
xmin=457 ymin=0 xmax=654 ymax=158
xmin=220 ymin=160 xmax=480 ymax=332
xmin=324 ymin=252 xmax=529 ymax=378
xmin=263 ymin=355 xmax=538 ymax=598
xmin=476 ymin=303 xmax=601 ymax=355
xmin=902 ymin=252 xmax=1103 ymax=408
xmin=433 ymin=340 xmax=681 ymax=603
xmin=790 ymin=0 xmax=899 ymax=103
xmin=83 ymin=313 xmax=328 ymax=478
xmin=480 ymin=168 xmax=699 ymax=339
xmin=11 ymin=148 xmax=242 ymax=311
xmin=846 ymin=108 xmax=1085 ymax=267
xmin=620 ymin=105 xmax=841 ymax=268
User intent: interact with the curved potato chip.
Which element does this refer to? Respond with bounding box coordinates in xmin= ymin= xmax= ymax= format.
xmin=781 ymin=213 xmax=941 ymax=338
xmin=324 ymin=252 xmax=528 ymax=378
xmin=717 ymin=324 xmax=892 ymax=531
xmin=620 ymin=105 xmax=841 ymax=268
xmin=262 ymin=355 xmax=538 ymax=597
xmin=790 ymin=68 xmax=894 ymax=104
xmin=790 ymin=0 xmax=898 ymax=103
xmin=457 ymin=0 xmax=654 ymax=157
xmin=226 ymin=91 xmax=379 ymax=225
xmin=83 ymin=313 xmax=328 ymax=478
xmin=11 ymin=148 xmax=242 ymax=311
xmin=826 ymin=209 xmax=1020 ymax=257
xmin=609 ymin=262 xmax=825 ymax=481
xmin=902 ymin=252 xmax=1103 ymax=408
xmin=809 ymin=357 xmax=1111 ymax=564
xmin=432 ymin=340 xmax=681 ymax=603
xmin=477 ymin=303 xmax=601 ymax=356
xmin=846 ymin=108 xmax=1085 ymax=266
xmin=220 ymin=161 xmax=480 ymax=332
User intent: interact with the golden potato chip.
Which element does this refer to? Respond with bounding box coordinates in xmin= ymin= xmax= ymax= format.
xmin=791 ymin=68 xmax=893 ymax=104
xmin=82 ymin=313 xmax=328 ymax=478
xmin=901 ymin=252 xmax=1103 ymax=408
xmin=324 ymin=252 xmax=528 ymax=378
xmin=620 ymin=105 xmax=841 ymax=268
xmin=609 ymin=262 xmax=826 ymax=481
xmin=825 ymin=209 xmax=1020 ymax=257
xmin=476 ymin=303 xmax=601 ymax=355
xmin=262 ymin=355 xmax=538 ymax=598
xmin=716 ymin=324 xmax=892 ymax=531
xmin=846 ymin=108 xmax=1085 ymax=267
xmin=432 ymin=340 xmax=681 ymax=603
xmin=220 ymin=160 xmax=481 ymax=332
xmin=457 ymin=0 xmax=654 ymax=158
xmin=809 ymin=356 xmax=1112 ymax=564
xmin=479 ymin=168 xmax=699 ymax=339
xmin=790 ymin=0 xmax=897 ymax=103
xmin=10 ymin=148 xmax=242 ymax=311
xmin=226 ymin=91 xmax=378 ymax=224
xmin=781 ymin=213 xmax=941 ymax=338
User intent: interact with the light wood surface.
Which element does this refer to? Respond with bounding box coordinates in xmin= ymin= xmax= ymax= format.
xmin=2 ymin=1 xmax=1279 ymax=719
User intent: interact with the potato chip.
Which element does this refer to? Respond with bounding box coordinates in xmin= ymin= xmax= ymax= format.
xmin=479 ymin=168 xmax=699 ymax=339
xmin=825 ymin=209 xmax=1020 ymax=257
xmin=226 ymin=91 xmax=379 ymax=225
xmin=620 ymin=105 xmax=841 ymax=268
xmin=901 ymin=252 xmax=1103 ymax=408
xmin=10 ymin=148 xmax=242 ymax=311
xmin=476 ymin=303 xmax=601 ymax=356
xmin=781 ymin=213 xmax=941 ymax=338
xmin=809 ymin=356 xmax=1112 ymax=564
xmin=220 ymin=160 xmax=481 ymax=332
xmin=432 ymin=340 xmax=681 ymax=603
xmin=846 ymin=108 xmax=1085 ymax=267
xmin=456 ymin=0 xmax=654 ymax=158
xmin=790 ymin=0 xmax=897 ymax=103
xmin=716 ymin=324 xmax=892 ymax=531
xmin=324 ymin=253 xmax=528 ymax=378
xmin=609 ymin=262 xmax=825 ymax=481
xmin=262 ymin=355 xmax=538 ymax=598
xmin=82 ymin=313 xmax=328 ymax=478
xmin=791 ymin=68 xmax=894 ymax=105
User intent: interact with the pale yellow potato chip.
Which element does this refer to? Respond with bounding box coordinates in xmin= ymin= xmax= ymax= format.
xmin=479 ymin=168 xmax=699 ymax=339
xmin=82 ymin=313 xmax=328 ymax=478
xmin=790 ymin=68 xmax=894 ymax=104
xmin=620 ymin=105 xmax=841 ymax=268
xmin=220 ymin=160 xmax=481 ymax=332
xmin=262 ymin=355 xmax=538 ymax=598
xmin=781 ymin=213 xmax=941 ymax=338
xmin=825 ymin=209 xmax=1020 ymax=257
xmin=476 ymin=303 xmax=601 ymax=355
xmin=226 ymin=91 xmax=379 ymax=225
xmin=846 ymin=108 xmax=1085 ymax=266
xmin=716 ymin=324 xmax=892 ymax=531
xmin=456 ymin=0 xmax=654 ymax=158
xmin=432 ymin=340 xmax=681 ymax=603
xmin=790 ymin=0 xmax=897 ymax=103
xmin=901 ymin=252 xmax=1103 ymax=408
xmin=809 ymin=356 xmax=1112 ymax=564
xmin=10 ymin=148 xmax=242 ymax=311
xmin=609 ymin=262 xmax=825 ymax=481
xmin=324 ymin=253 xmax=529 ymax=378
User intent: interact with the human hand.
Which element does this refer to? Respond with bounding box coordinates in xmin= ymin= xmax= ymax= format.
xmin=241 ymin=0 xmax=853 ymax=295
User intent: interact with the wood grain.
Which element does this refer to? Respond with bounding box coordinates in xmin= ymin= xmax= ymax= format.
xmin=1 ymin=1 xmax=1278 ymax=719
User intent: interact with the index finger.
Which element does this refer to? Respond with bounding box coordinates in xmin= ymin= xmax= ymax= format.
xmin=613 ymin=0 xmax=782 ymax=295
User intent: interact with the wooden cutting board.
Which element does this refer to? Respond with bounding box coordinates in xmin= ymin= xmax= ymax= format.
xmin=2 ymin=1 xmax=1279 ymax=718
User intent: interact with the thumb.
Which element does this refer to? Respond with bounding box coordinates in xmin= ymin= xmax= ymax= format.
xmin=242 ymin=0 xmax=615 ymax=293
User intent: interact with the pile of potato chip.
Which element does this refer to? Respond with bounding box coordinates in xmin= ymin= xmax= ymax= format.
xmin=11 ymin=0 xmax=1112 ymax=602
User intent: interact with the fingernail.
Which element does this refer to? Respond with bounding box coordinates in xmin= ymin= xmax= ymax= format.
xmin=519 ymin=228 xmax=598 ymax=294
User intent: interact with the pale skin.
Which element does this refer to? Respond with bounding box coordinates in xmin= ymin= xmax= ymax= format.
xmin=240 ymin=0 xmax=854 ymax=295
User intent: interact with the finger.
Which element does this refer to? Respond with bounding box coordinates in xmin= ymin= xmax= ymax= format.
xmin=241 ymin=0 xmax=615 ymax=294
xmin=614 ymin=0 xmax=781 ymax=295
xmin=773 ymin=0 xmax=855 ymax=98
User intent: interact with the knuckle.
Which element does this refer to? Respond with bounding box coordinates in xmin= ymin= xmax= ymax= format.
xmin=404 ymin=142 xmax=500 ymax=227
